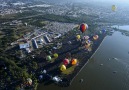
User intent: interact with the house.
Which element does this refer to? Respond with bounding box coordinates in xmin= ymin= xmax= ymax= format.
xmin=32 ymin=39 xmax=39 ymax=49
xmin=19 ymin=43 xmax=30 ymax=49
xmin=54 ymin=34 xmax=61 ymax=39
xmin=26 ymin=48 xmax=31 ymax=53
xmin=44 ymin=35 xmax=51 ymax=43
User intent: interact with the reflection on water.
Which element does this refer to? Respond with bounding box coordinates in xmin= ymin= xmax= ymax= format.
xmin=38 ymin=31 xmax=129 ymax=90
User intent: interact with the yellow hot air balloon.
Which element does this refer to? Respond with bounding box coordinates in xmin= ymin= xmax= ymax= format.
xmin=112 ymin=5 xmax=117 ymax=11
xmin=53 ymin=53 xmax=58 ymax=59
xmin=76 ymin=35 xmax=81 ymax=40
xmin=60 ymin=65 xmax=66 ymax=71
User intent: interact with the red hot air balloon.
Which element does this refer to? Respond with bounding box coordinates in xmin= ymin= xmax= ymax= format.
xmin=63 ymin=59 xmax=69 ymax=66
xmin=80 ymin=23 xmax=88 ymax=33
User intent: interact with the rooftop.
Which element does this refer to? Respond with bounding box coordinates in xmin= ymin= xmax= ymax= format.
xmin=19 ymin=43 xmax=30 ymax=49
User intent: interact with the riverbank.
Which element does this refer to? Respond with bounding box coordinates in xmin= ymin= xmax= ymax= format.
xmin=69 ymin=34 xmax=106 ymax=85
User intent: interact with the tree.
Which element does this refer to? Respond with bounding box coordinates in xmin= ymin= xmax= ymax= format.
xmin=32 ymin=61 xmax=38 ymax=70
xmin=7 ymin=76 xmax=11 ymax=82
xmin=14 ymin=85 xmax=21 ymax=90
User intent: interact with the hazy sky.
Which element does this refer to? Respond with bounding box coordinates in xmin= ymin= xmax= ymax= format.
xmin=79 ymin=0 xmax=129 ymax=2
xmin=77 ymin=0 xmax=129 ymax=4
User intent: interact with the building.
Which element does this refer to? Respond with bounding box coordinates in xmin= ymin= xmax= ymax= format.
xmin=26 ymin=48 xmax=31 ymax=53
xmin=44 ymin=35 xmax=51 ymax=43
xmin=54 ymin=34 xmax=61 ymax=39
xmin=19 ymin=43 xmax=30 ymax=49
xmin=32 ymin=39 xmax=39 ymax=49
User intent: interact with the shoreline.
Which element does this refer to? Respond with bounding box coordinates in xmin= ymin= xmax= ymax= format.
xmin=70 ymin=34 xmax=106 ymax=85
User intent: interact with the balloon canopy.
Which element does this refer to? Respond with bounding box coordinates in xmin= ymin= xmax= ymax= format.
xmin=93 ymin=35 xmax=99 ymax=40
xmin=112 ymin=5 xmax=117 ymax=11
xmin=80 ymin=23 xmax=88 ymax=33
xmin=60 ymin=64 xmax=66 ymax=71
xmin=63 ymin=59 xmax=69 ymax=66
xmin=27 ymin=78 xmax=32 ymax=85
xmin=53 ymin=53 xmax=58 ymax=58
xmin=71 ymin=59 xmax=77 ymax=65
xmin=86 ymin=40 xmax=91 ymax=44
xmin=85 ymin=43 xmax=91 ymax=49
xmin=83 ymin=36 xmax=89 ymax=40
xmin=87 ymin=47 xmax=92 ymax=52
xmin=102 ymin=29 xmax=106 ymax=33
xmin=76 ymin=35 xmax=81 ymax=40
xmin=46 ymin=55 xmax=52 ymax=61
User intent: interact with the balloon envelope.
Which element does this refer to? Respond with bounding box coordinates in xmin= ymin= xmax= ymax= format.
xmin=71 ymin=59 xmax=77 ymax=65
xmin=80 ymin=23 xmax=88 ymax=33
xmin=76 ymin=35 xmax=81 ymax=40
xmin=86 ymin=40 xmax=91 ymax=44
xmin=112 ymin=5 xmax=117 ymax=11
xmin=93 ymin=35 xmax=99 ymax=40
xmin=60 ymin=65 xmax=66 ymax=71
xmin=27 ymin=78 xmax=32 ymax=85
xmin=102 ymin=29 xmax=106 ymax=33
xmin=83 ymin=36 xmax=89 ymax=40
xmin=85 ymin=43 xmax=91 ymax=49
xmin=53 ymin=53 xmax=58 ymax=58
xmin=63 ymin=59 xmax=69 ymax=66
xmin=46 ymin=55 xmax=52 ymax=61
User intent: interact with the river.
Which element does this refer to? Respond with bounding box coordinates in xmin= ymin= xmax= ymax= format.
xmin=37 ymin=26 xmax=129 ymax=90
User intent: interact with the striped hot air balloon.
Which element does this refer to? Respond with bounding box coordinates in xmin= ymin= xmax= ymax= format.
xmin=80 ymin=23 xmax=88 ymax=33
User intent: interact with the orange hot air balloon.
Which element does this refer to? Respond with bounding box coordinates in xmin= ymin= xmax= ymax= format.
xmin=80 ymin=23 xmax=88 ymax=33
xmin=71 ymin=59 xmax=77 ymax=65
xmin=93 ymin=35 xmax=99 ymax=40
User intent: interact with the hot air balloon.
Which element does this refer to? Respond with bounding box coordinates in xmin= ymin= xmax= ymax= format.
xmin=26 ymin=78 xmax=32 ymax=85
xmin=80 ymin=23 xmax=88 ymax=33
xmin=86 ymin=39 xmax=91 ymax=44
xmin=93 ymin=35 xmax=99 ymax=40
xmin=60 ymin=65 xmax=66 ymax=72
xmin=87 ymin=47 xmax=92 ymax=52
xmin=85 ymin=43 xmax=91 ymax=49
xmin=76 ymin=35 xmax=81 ymax=40
xmin=112 ymin=5 xmax=117 ymax=11
xmin=53 ymin=53 xmax=58 ymax=59
xmin=63 ymin=59 xmax=70 ymax=66
xmin=46 ymin=55 xmax=52 ymax=61
xmin=71 ymin=59 xmax=77 ymax=65
xmin=83 ymin=36 xmax=89 ymax=40
xmin=102 ymin=29 xmax=106 ymax=34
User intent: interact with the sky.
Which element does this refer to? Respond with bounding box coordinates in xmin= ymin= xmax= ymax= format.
xmin=76 ymin=0 xmax=129 ymax=4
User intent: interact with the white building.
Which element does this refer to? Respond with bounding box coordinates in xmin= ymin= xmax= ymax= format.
xmin=19 ymin=43 xmax=30 ymax=49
